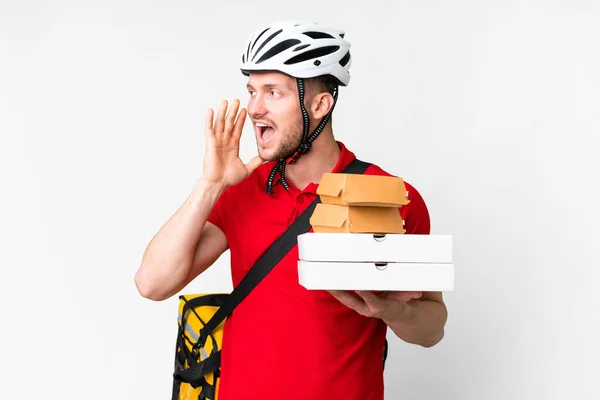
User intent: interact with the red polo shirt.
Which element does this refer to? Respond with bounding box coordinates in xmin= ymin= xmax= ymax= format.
xmin=207 ymin=142 xmax=430 ymax=400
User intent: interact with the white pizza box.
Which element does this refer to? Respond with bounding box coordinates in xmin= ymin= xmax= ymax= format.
xmin=297 ymin=232 xmax=453 ymax=264
xmin=297 ymin=261 xmax=454 ymax=291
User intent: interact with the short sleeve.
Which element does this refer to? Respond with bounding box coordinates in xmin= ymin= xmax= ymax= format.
xmin=400 ymin=182 xmax=431 ymax=235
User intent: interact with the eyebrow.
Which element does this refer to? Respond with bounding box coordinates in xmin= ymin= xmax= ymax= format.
xmin=246 ymin=83 xmax=290 ymax=91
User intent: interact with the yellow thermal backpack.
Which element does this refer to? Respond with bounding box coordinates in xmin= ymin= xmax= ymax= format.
xmin=172 ymin=293 xmax=227 ymax=400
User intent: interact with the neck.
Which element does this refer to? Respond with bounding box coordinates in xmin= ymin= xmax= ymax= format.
xmin=284 ymin=127 xmax=341 ymax=191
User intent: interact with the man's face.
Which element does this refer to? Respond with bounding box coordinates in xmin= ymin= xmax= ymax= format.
xmin=246 ymin=71 xmax=304 ymax=161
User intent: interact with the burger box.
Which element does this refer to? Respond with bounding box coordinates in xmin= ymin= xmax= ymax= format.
xmin=309 ymin=203 xmax=406 ymax=234
xmin=296 ymin=172 xmax=454 ymax=292
xmin=316 ymin=172 xmax=411 ymax=207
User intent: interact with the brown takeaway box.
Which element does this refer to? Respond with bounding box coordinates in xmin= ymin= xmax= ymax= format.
xmin=310 ymin=173 xmax=410 ymax=234
xmin=316 ymin=173 xmax=410 ymax=207
xmin=310 ymin=203 xmax=406 ymax=234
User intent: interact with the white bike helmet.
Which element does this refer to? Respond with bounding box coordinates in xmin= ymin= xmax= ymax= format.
xmin=240 ymin=20 xmax=352 ymax=86
xmin=240 ymin=20 xmax=353 ymax=194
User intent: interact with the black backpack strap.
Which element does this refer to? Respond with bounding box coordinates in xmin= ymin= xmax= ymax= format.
xmin=173 ymin=349 xmax=221 ymax=388
xmin=196 ymin=158 xmax=372 ymax=346
xmin=383 ymin=338 xmax=388 ymax=369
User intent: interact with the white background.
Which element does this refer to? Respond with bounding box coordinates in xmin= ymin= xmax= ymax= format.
xmin=1 ymin=0 xmax=599 ymax=399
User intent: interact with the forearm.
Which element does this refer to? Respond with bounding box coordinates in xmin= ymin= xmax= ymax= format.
xmin=135 ymin=179 xmax=225 ymax=299
xmin=383 ymin=299 xmax=447 ymax=347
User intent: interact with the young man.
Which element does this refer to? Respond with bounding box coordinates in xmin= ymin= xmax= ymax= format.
xmin=135 ymin=20 xmax=447 ymax=400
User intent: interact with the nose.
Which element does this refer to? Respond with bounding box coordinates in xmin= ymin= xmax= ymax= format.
xmin=248 ymin=93 xmax=268 ymax=119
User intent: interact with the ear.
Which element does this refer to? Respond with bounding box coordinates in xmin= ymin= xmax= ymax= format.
xmin=310 ymin=92 xmax=334 ymax=120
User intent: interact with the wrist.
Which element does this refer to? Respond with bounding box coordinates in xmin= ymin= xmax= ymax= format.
xmin=383 ymin=300 xmax=446 ymax=348
xmin=383 ymin=302 xmax=418 ymax=327
xmin=192 ymin=178 xmax=228 ymax=206
xmin=195 ymin=177 xmax=228 ymax=195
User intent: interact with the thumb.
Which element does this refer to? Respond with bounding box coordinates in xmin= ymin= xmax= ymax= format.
xmin=245 ymin=155 xmax=265 ymax=174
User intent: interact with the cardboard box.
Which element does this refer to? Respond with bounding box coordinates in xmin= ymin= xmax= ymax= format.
xmin=317 ymin=173 xmax=410 ymax=207
xmin=300 ymin=172 xmax=454 ymax=292
xmin=297 ymin=261 xmax=454 ymax=291
xmin=309 ymin=203 xmax=406 ymax=234
xmin=298 ymin=233 xmax=452 ymax=263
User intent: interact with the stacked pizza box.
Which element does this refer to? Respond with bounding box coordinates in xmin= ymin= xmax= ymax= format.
xmin=297 ymin=173 xmax=454 ymax=291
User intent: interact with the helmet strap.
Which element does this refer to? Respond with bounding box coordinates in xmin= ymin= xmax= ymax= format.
xmin=265 ymin=78 xmax=339 ymax=194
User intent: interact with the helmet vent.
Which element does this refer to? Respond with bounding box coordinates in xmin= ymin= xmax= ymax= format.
xmin=284 ymin=46 xmax=340 ymax=65
xmin=293 ymin=44 xmax=310 ymax=52
xmin=246 ymin=40 xmax=252 ymax=62
xmin=256 ymin=39 xmax=302 ymax=64
xmin=339 ymin=50 xmax=351 ymax=67
xmin=251 ymin=28 xmax=270 ymax=53
xmin=303 ymin=31 xmax=335 ymax=39
xmin=251 ymin=29 xmax=283 ymax=62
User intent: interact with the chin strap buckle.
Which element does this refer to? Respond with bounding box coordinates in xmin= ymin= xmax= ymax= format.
xmin=286 ymin=142 xmax=311 ymax=164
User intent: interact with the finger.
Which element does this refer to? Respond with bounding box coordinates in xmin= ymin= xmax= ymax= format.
xmin=245 ymin=155 xmax=265 ymax=175
xmin=214 ymin=100 xmax=228 ymax=136
xmin=205 ymin=108 xmax=215 ymax=137
xmin=383 ymin=291 xmax=422 ymax=303
xmin=232 ymin=107 xmax=247 ymax=140
xmin=223 ymin=99 xmax=240 ymax=136
xmin=328 ymin=290 xmax=369 ymax=316
xmin=224 ymin=99 xmax=240 ymax=136
xmin=355 ymin=290 xmax=384 ymax=309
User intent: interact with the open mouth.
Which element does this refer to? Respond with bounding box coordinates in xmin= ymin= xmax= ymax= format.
xmin=256 ymin=123 xmax=275 ymax=143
